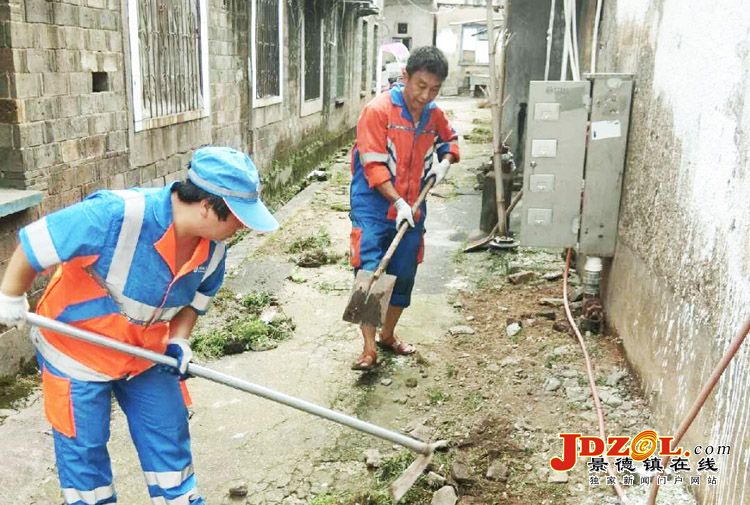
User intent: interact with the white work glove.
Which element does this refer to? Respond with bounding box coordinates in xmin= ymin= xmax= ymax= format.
xmin=0 ymin=291 xmax=29 ymax=330
xmin=424 ymin=158 xmax=451 ymax=186
xmin=394 ymin=198 xmax=415 ymax=229
xmin=164 ymin=337 xmax=193 ymax=379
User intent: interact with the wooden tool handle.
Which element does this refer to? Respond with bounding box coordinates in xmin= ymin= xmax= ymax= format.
xmin=373 ymin=179 xmax=435 ymax=280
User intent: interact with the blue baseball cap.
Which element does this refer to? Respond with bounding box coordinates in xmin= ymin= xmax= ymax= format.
xmin=188 ymin=146 xmax=279 ymax=232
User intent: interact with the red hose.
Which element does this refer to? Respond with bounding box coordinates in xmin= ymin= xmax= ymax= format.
xmin=563 ymin=249 xmax=628 ymax=503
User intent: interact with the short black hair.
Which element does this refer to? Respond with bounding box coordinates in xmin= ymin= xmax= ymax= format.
xmin=405 ymin=46 xmax=448 ymax=81
xmin=173 ymin=179 xmax=232 ymax=221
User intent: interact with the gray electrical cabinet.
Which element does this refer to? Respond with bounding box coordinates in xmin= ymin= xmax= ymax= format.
xmin=519 ymin=75 xmax=633 ymax=256
xmin=520 ymin=81 xmax=591 ymax=248
xmin=579 ymin=74 xmax=633 ymax=256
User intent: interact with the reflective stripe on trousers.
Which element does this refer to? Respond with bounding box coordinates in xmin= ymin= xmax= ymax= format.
xmin=37 ymin=355 xmax=203 ymax=505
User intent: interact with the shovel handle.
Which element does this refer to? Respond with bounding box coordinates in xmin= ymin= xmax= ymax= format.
xmin=26 ymin=312 xmax=435 ymax=455
xmin=373 ymin=179 xmax=435 ymax=280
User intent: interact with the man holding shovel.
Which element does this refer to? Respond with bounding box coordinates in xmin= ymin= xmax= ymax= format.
xmin=348 ymin=46 xmax=460 ymax=370
xmin=0 ymin=146 xmax=278 ymax=505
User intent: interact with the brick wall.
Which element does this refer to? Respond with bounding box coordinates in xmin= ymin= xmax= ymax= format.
xmin=0 ymin=0 xmax=375 ymax=375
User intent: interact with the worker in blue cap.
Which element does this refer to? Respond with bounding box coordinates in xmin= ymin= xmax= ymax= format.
xmin=0 ymin=146 xmax=277 ymax=505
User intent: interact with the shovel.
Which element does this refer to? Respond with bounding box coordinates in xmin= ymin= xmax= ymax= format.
xmin=342 ymin=180 xmax=434 ymax=327
xmin=26 ymin=313 xmax=445 ymax=501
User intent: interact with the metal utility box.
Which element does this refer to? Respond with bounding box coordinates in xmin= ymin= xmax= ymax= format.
xmin=579 ymin=74 xmax=633 ymax=256
xmin=520 ymin=81 xmax=591 ymax=248
xmin=519 ymin=75 xmax=633 ymax=256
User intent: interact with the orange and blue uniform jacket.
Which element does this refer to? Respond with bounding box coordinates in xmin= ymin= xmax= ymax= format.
xmin=349 ymin=85 xmax=459 ymax=307
xmin=19 ymin=184 xmax=221 ymax=505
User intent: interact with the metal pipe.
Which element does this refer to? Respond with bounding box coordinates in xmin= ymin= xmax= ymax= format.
xmin=26 ymin=313 xmax=436 ymax=456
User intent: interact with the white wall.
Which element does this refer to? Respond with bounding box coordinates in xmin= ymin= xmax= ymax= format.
xmin=600 ymin=1 xmax=750 ymax=503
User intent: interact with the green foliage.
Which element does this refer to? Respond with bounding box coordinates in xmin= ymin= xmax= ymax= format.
xmin=375 ymin=451 xmax=414 ymax=483
xmin=288 ymin=229 xmax=332 ymax=253
xmin=0 ymin=361 xmax=39 ymax=410
xmin=329 ymin=202 xmax=350 ymax=212
xmin=308 ymin=493 xmax=344 ymax=505
xmin=428 ymin=388 xmax=448 ymax=405
xmin=191 ymin=290 xmax=295 ymax=359
xmin=241 ymin=291 xmax=273 ymax=313
xmin=446 ymin=364 xmax=457 ymax=379
xmin=287 ymin=229 xmax=342 ymax=267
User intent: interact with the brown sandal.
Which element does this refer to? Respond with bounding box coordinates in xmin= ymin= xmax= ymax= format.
xmin=351 ymin=350 xmax=378 ymax=371
xmin=376 ymin=335 xmax=416 ymax=355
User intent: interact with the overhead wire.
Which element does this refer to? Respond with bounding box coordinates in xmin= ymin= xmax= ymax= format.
xmin=590 ymin=0 xmax=603 ymax=73
xmin=544 ymin=0 xmax=555 ymax=80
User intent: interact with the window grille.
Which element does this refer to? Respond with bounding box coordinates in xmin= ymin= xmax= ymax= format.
xmin=129 ymin=0 xmax=209 ymax=130
xmin=397 ymin=22 xmax=408 ymax=34
xmin=256 ymin=0 xmax=280 ymax=99
xmin=137 ymin=0 xmax=202 ymax=119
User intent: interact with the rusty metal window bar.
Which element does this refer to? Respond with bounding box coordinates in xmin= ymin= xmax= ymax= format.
xmin=301 ymin=0 xmax=323 ymax=116
xmin=361 ymin=20 xmax=368 ymax=92
xmin=371 ymin=23 xmax=378 ymax=90
xmin=128 ymin=0 xmax=210 ymax=131
xmin=335 ymin=7 xmax=347 ymax=98
xmin=252 ymin=0 xmax=283 ymax=107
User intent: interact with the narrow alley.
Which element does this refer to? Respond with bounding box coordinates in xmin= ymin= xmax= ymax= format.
xmin=1 ymin=96 xmax=700 ymax=505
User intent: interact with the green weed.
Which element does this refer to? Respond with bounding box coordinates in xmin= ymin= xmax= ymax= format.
xmin=240 ymin=291 xmax=273 ymax=313
xmin=308 ymin=493 xmax=344 ymax=505
xmin=428 ymin=388 xmax=448 ymax=405
xmin=288 ymin=229 xmax=332 ymax=253
xmin=191 ymin=290 xmax=295 ymax=358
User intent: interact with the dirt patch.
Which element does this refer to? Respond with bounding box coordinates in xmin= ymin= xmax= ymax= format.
xmin=310 ymin=245 xmax=668 ymax=505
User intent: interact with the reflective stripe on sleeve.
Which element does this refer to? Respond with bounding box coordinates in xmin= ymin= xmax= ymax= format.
xmin=24 ymin=218 xmax=61 ymax=269
xmin=360 ymin=152 xmax=388 ymax=165
xmin=62 ymin=484 xmax=115 ymax=505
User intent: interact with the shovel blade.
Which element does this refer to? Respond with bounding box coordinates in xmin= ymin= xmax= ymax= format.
xmin=342 ymin=270 xmax=396 ymax=327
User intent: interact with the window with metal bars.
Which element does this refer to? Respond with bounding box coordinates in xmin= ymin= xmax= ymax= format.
xmin=133 ymin=0 xmax=207 ymax=128
xmin=254 ymin=0 xmax=281 ymax=101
